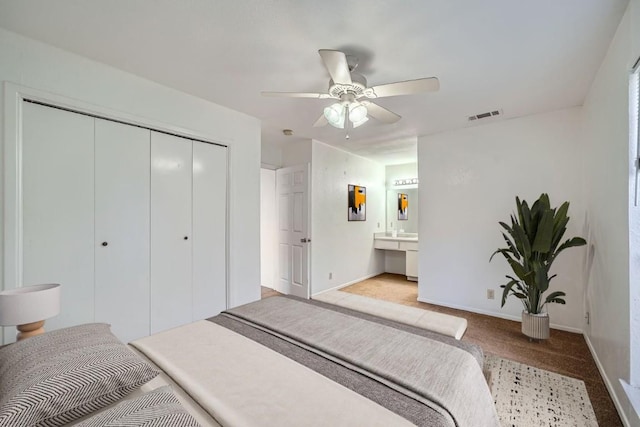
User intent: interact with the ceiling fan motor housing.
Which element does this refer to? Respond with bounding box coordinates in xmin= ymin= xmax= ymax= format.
xmin=328 ymin=73 xmax=367 ymax=99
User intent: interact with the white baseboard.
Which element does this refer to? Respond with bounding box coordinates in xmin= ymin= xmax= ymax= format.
xmin=620 ymin=381 xmax=640 ymax=424
xmin=584 ymin=333 xmax=631 ymax=427
xmin=416 ymin=297 xmax=583 ymax=334
xmin=311 ymin=272 xmax=381 ymax=297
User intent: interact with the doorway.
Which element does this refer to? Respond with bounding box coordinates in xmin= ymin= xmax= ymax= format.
xmin=260 ymin=168 xmax=277 ymax=290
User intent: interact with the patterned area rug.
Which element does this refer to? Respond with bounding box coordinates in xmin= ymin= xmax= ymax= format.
xmin=485 ymin=354 xmax=598 ymax=427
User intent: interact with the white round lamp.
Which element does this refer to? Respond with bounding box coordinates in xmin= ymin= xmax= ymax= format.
xmin=0 ymin=283 xmax=61 ymax=340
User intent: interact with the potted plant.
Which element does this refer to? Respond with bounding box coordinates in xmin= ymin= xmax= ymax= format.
xmin=490 ymin=194 xmax=586 ymax=340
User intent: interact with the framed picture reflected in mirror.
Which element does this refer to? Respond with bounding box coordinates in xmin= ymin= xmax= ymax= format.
xmin=398 ymin=193 xmax=408 ymax=220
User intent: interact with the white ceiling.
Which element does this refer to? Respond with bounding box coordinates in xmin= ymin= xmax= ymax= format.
xmin=0 ymin=0 xmax=629 ymax=165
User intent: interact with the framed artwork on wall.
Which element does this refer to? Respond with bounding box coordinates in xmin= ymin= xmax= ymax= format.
xmin=348 ymin=184 xmax=366 ymax=221
xmin=398 ymin=193 xmax=408 ymax=220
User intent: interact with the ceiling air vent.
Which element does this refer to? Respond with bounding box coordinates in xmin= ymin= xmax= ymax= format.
xmin=468 ymin=109 xmax=502 ymax=121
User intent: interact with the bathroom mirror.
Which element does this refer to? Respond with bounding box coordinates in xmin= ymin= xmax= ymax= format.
xmin=386 ymin=187 xmax=418 ymax=233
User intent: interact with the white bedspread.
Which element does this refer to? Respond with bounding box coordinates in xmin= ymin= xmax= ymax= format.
xmin=131 ymin=320 xmax=414 ymax=427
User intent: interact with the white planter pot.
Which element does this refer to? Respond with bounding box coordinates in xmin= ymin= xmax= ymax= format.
xmin=521 ymin=311 xmax=550 ymax=340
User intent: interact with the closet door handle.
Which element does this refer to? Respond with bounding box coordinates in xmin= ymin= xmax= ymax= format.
xmin=101 ymin=242 xmax=108 ymax=247
xmin=184 ymin=236 xmax=189 ymax=240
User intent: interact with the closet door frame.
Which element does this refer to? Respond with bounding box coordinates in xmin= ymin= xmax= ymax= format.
xmin=1 ymin=82 xmax=230 ymax=344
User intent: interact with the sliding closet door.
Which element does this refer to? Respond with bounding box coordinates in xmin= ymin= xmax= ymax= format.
xmin=95 ymin=119 xmax=150 ymax=343
xmin=192 ymin=142 xmax=227 ymax=319
xmin=150 ymin=131 xmax=193 ymax=334
xmin=22 ymin=102 xmax=95 ymax=331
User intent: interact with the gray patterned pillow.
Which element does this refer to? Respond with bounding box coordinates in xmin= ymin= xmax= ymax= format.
xmin=0 ymin=323 xmax=159 ymax=427
xmin=75 ymin=386 xmax=201 ymax=427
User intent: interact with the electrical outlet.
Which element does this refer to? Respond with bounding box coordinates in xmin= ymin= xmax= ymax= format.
xmin=487 ymin=289 xmax=495 ymax=300
xmin=329 ymin=272 xmax=333 ymax=280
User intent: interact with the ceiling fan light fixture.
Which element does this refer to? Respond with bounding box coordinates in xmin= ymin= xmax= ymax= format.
xmin=324 ymin=101 xmax=369 ymax=129
xmin=349 ymin=103 xmax=367 ymax=123
xmin=352 ymin=116 xmax=369 ymax=128
xmin=324 ymin=103 xmax=345 ymax=128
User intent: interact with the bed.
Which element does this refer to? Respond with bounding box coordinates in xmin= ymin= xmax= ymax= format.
xmin=0 ymin=296 xmax=499 ymax=427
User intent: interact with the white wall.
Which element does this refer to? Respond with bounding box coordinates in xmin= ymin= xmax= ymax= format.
xmin=311 ymin=140 xmax=386 ymax=294
xmin=260 ymin=168 xmax=277 ymax=288
xmin=417 ymin=107 xmax=585 ymax=331
xmin=385 ymin=163 xmax=418 ymax=187
xmin=282 ymin=139 xmax=312 ymax=167
xmin=0 ymin=28 xmax=261 ymax=309
xmin=261 ymin=142 xmax=282 ymax=168
xmin=582 ymin=1 xmax=640 ymax=424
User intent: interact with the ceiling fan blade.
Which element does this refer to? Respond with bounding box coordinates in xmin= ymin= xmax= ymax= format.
xmin=361 ymin=101 xmax=401 ymax=124
xmin=318 ymin=49 xmax=352 ymax=85
xmin=261 ymin=91 xmax=331 ymax=99
xmin=367 ymin=77 xmax=439 ymax=98
xmin=313 ymin=113 xmax=328 ymax=127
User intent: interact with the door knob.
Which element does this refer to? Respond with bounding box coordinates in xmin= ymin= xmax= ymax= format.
xmin=184 ymin=236 xmax=189 ymax=240
xmin=101 ymin=242 xmax=108 ymax=247
xmin=300 ymin=238 xmax=311 ymax=243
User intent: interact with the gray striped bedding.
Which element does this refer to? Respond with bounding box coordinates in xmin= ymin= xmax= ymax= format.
xmin=215 ymin=295 xmax=499 ymax=427
xmin=74 ymin=386 xmax=200 ymax=427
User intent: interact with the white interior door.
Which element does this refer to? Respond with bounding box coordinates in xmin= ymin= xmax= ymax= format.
xmin=276 ymin=164 xmax=310 ymax=298
xmin=95 ymin=119 xmax=150 ymax=343
xmin=192 ymin=141 xmax=227 ymax=319
xmin=150 ymin=131 xmax=193 ymax=334
xmin=22 ymin=102 xmax=95 ymax=333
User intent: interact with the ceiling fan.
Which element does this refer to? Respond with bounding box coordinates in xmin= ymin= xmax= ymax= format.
xmin=262 ymin=49 xmax=439 ymax=131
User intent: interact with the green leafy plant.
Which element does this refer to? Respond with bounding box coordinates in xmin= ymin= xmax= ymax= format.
xmin=490 ymin=194 xmax=586 ymax=314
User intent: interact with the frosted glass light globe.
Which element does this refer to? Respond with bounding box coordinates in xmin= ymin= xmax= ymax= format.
xmin=323 ymin=103 xmax=345 ymax=128
xmin=349 ymin=103 xmax=368 ymax=123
